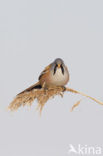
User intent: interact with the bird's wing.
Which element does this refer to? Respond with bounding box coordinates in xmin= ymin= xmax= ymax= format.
xmin=18 ymin=82 xmax=41 ymax=95
xmin=38 ymin=64 xmax=51 ymax=80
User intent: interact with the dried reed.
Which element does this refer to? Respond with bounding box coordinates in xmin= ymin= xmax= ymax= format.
xmin=9 ymin=86 xmax=103 ymax=113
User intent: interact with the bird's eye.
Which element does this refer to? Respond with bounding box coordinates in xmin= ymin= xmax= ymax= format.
xmin=53 ymin=64 xmax=58 ymax=75
xmin=61 ymin=64 xmax=64 ymax=75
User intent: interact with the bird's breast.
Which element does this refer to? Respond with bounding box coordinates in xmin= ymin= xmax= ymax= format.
xmin=50 ymin=68 xmax=69 ymax=86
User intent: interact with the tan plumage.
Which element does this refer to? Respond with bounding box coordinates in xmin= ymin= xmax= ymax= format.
xmin=18 ymin=58 xmax=69 ymax=95
xmin=9 ymin=58 xmax=103 ymax=113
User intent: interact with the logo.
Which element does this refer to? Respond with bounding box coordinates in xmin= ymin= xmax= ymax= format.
xmin=68 ymin=144 xmax=102 ymax=155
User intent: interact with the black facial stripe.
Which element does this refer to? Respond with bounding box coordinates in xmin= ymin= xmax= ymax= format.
xmin=61 ymin=65 xmax=64 ymax=75
xmin=53 ymin=64 xmax=58 ymax=75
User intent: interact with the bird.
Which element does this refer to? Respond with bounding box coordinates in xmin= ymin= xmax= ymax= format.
xmin=19 ymin=58 xmax=69 ymax=94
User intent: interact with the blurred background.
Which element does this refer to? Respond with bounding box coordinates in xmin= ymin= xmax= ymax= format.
xmin=0 ymin=0 xmax=103 ymax=156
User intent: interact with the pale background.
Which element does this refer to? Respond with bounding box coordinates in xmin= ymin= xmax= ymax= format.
xmin=0 ymin=0 xmax=103 ymax=156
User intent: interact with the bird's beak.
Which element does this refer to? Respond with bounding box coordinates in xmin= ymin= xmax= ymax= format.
xmin=58 ymin=64 xmax=61 ymax=68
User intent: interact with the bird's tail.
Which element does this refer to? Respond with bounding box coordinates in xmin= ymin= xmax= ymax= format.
xmin=18 ymin=81 xmax=42 ymax=95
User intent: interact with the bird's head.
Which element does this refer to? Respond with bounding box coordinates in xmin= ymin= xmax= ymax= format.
xmin=52 ymin=58 xmax=65 ymax=75
xmin=54 ymin=58 xmax=64 ymax=68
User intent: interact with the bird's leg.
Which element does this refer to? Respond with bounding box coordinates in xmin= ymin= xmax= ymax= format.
xmin=57 ymin=86 xmax=66 ymax=97
xmin=61 ymin=86 xmax=66 ymax=92
xmin=55 ymin=86 xmax=66 ymax=92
